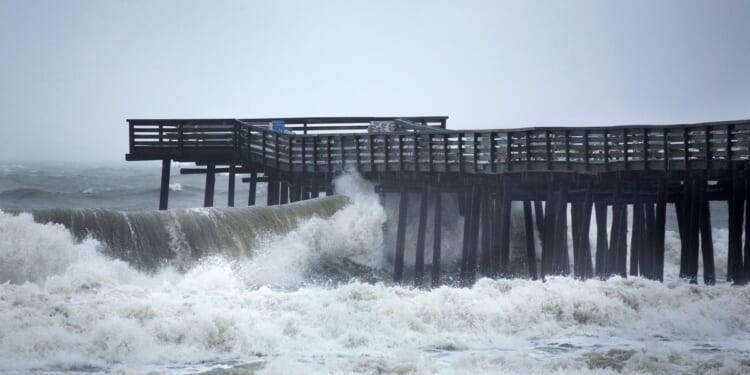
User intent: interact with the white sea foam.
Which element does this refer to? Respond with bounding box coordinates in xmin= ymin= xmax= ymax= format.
xmin=0 ymin=173 xmax=749 ymax=374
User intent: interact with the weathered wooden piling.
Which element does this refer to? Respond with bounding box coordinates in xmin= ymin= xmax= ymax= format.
xmin=552 ymin=184 xmax=570 ymax=276
xmin=414 ymin=184 xmax=429 ymax=287
xmin=431 ymin=191 xmax=443 ymax=286
xmin=460 ymin=187 xmax=472 ymax=281
xmin=159 ymin=159 xmax=170 ymax=210
xmin=629 ymin=203 xmax=644 ymax=277
xmin=464 ymin=185 xmax=482 ymax=285
xmin=534 ymin=200 xmax=545 ymax=244
xmin=699 ymin=182 xmax=716 ymax=285
xmin=498 ymin=183 xmax=512 ymax=277
xmin=572 ymin=189 xmax=593 ymax=279
xmin=608 ymin=183 xmax=627 ymax=277
xmin=393 ymin=186 xmax=409 ymax=283
xmin=279 ymin=181 xmax=289 ymax=204
xmin=541 ymin=186 xmax=555 ymax=279
xmin=594 ymin=202 xmax=609 ymax=279
xmin=654 ymin=179 xmax=667 ymax=282
xmin=227 ymin=164 xmax=236 ymax=207
xmin=523 ymin=200 xmax=537 ymax=279
xmin=480 ymin=188 xmax=493 ymax=276
xmin=727 ymin=173 xmax=744 ymax=284
xmin=203 ymin=163 xmax=216 ymax=207
xmin=267 ymin=180 xmax=279 ymax=206
xmin=247 ymin=172 xmax=257 ymax=206
xmin=642 ymin=203 xmax=656 ymax=279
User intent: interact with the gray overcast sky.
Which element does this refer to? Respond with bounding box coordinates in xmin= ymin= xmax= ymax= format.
xmin=1 ymin=0 xmax=749 ymax=162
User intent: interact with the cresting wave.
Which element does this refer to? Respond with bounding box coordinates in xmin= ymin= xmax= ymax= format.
xmin=26 ymin=195 xmax=351 ymax=272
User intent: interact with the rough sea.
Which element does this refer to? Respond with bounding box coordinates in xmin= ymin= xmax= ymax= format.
xmin=1 ymin=161 xmax=749 ymax=374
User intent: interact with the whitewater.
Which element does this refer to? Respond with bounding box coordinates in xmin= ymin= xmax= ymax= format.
xmin=1 ymin=162 xmax=749 ymax=374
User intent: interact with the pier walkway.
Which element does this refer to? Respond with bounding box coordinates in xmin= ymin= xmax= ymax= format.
xmin=126 ymin=117 xmax=750 ymax=286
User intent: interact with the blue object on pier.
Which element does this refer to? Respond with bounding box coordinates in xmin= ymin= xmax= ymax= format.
xmin=272 ymin=120 xmax=287 ymax=133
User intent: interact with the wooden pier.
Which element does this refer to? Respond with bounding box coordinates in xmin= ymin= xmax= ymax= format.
xmin=126 ymin=116 xmax=750 ymax=286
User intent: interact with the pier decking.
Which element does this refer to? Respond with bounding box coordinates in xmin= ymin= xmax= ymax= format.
xmin=126 ymin=117 xmax=750 ymax=286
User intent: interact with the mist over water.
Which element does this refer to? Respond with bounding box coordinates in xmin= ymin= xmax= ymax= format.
xmin=1 ymin=163 xmax=749 ymax=374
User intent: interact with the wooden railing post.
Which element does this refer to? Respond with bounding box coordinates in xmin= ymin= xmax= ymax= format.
xmin=642 ymin=128 xmax=648 ymax=170
xmin=623 ymin=129 xmax=629 ymax=170
xmin=327 ymin=135 xmax=333 ymax=173
xmin=603 ymin=130 xmax=609 ymax=171
xmin=178 ymin=122 xmax=184 ymax=155
xmin=663 ymin=128 xmax=669 ymax=171
xmin=506 ymin=131 xmax=512 ymax=172
xmin=443 ymin=134 xmax=448 ymax=172
xmin=473 ymin=132 xmax=479 ymax=173
xmin=368 ymin=134 xmax=375 ymax=172
xmin=524 ymin=131 xmax=530 ymax=170
xmin=583 ymin=129 xmax=589 ymax=171
xmin=683 ymin=127 xmax=690 ymax=170
xmin=457 ymin=132 xmax=464 ymax=175
xmin=129 ymin=122 xmax=135 ymax=154
xmin=545 ymin=129 xmax=552 ymax=170
xmin=565 ymin=129 xmax=571 ymax=170
xmin=705 ymin=126 xmax=711 ymax=169
xmin=727 ymin=124 xmax=734 ymax=161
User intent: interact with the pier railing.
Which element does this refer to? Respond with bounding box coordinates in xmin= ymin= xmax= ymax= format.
xmin=127 ymin=117 xmax=447 ymax=162
xmin=128 ymin=118 xmax=750 ymax=173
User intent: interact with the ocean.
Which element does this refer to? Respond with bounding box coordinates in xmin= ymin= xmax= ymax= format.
xmin=1 ymin=161 xmax=748 ymax=374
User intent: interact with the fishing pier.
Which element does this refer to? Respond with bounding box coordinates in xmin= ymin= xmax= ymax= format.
xmin=126 ymin=117 xmax=750 ymax=286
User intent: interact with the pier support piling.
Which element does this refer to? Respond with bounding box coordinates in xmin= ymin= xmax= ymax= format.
xmin=203 ymin=163 xmax=216 ymax=208
xmin=523 ymin=200 xmax=537 ymax=280
xmin=414 ymin=184 xmax=429 ymax=287
xmin=595 ymin=201 xmax=609 ymax=279
xmin=498 ymin=183 xmax=512 ymax=277
xmin=699 ymin=184 xmax=716 ymax=285
xmin=227 ymin=164 xmax=236 ymax=207
xmin=280 ymin=181 xmax=289 ymax=204
xmin=630 ymin=203 xmax=644 ymax=277
xmin=159 ymin=159 xmax=171 ymax=210
xmin=728 ymin=174 xmax=744 ymax=284
xmin=247 ymin=172 xmax=257 ymax=206
xmin=394 ymin=186 xmax=409 ymax=283
xmin=431 ymin=191 xmax=443 ymax=287
xmin=654 ymin=179 xmax=667 ymax=282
